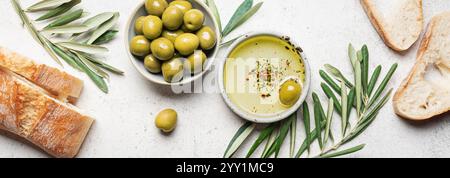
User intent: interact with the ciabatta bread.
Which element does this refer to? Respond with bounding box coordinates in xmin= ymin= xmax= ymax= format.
xmin=0 ymin=47 xmax=83 ymax=103
xmin=0 ymin=69 xmax=93 ymax=158
xmin=361 ymin=0 xmax=424 ymax=51
xmin=393 ymin=12 xmax=450 ymax=120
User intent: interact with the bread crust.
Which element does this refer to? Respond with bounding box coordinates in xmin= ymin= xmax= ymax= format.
xmin=0 ymin=47 xmax=83 ymax=104
xmin=393 ymin=12 xmax=450 ymax=120
xmin=361 ymin=0 xmax=423 ymax=51
xmin=0 ymin=69 xmax=93 ymax=158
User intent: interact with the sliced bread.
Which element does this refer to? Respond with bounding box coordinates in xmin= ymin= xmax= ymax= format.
xmin=0 ymin=68 xmax=93 ymax=158
xmin=0 ymin=47 xmax=83 ymax=103
xmin=393 ymin=12 xmax=450 ymax=120
xmin=361 ymin=0 xmax=424 ymax=51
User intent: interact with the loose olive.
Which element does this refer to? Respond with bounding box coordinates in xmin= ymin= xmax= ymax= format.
xmin=134 ymin=16 xmax=146 ymax=35
xmin=183 ymin=9 xmax=204 ymax=31
xmin=196 ymin=26 xmax=217 ymax=50
xmin=151 ymin=37 xmax=175 ymax=61
xmin=162 ymin=29 xmax=184 ymax=43
xmin=142 ymin=15 xmax=163 ymax=40
xmin=145 ymin=0 xmax=168 ymax=17
xmin=144 ymin=55 xmax=162 ymax=73
xmin=184 ymin=50 xmax=207 ymax=74
xmin=174 ymin=33 xmax=199 ymax=56
xmin=169 ymin=0 xmax=192 ymax=14
xmin=279 ymin=79 xmax=302 ymax=106
xmin=155 ymin=108 xmax=177 ymax=133
xmin=162 ymin=58 xmax=184 ymax=83
xmin=162 ymin=6 xmax=184 ymax=30
xmin=130 ymin=35 xmax=151 ymax=56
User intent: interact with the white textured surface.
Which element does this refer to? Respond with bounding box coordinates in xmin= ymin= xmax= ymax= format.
xmin=0 ymin=0 xmax=449 ymax=158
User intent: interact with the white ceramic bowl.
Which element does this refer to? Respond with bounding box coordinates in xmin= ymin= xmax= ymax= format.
xmin=125 ymin=0 xmax=221 ymax=85
xmin=218 ymin=32 xmax=311 ymax=123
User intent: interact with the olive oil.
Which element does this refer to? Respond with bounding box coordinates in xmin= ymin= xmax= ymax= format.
xmin=224 ymin=35 xmax=306 ymax=116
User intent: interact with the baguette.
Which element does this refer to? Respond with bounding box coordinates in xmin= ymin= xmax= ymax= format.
xmin=393 ymin=12 xmax=450 ymax=120
xmin=0 ymin=68 xmax=93 ymax=158
xmin=361 ymin=0 xmax=424 ymax=51
xmin=0 ymin=47 xmax=83 ymax=103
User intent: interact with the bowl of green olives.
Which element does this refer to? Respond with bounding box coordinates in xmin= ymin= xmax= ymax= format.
xmin=126 ymin=0 xmax=221 ymax=85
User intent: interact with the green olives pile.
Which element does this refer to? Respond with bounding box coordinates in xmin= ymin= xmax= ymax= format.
xmin=130 ymin=0 xmax=217 ymax=83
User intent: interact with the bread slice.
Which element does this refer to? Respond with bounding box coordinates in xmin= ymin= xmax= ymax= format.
xmin=361 ymin=0 xmax=424 ymax=51
xmin=393 ymin=12 xmax=450 ymax=120
xmin=0 ymin=68 xmax=93 ymax=158
xmin=0 ymin=47 xmax=83 ymax=103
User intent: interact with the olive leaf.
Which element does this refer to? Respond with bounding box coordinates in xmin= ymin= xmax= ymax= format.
xmin=323 ymin=98 xmax=334 ymax=145
xmin=313 ymin=95 xmax=324 ymax=150
xmin=205 ymin=0 xmax=222 ymax=32
xmin=74 ymin=51 xmax=109 ymax=80
xmin=246 ymin=124 xmax=276 ymax=158
xmin=36 ymin=0 xmax=81 ymax=21
xmin=324 ymin=64 xmax=354 ymax=88
xmin=82 ymin=54 xmax=124 ymax=75
xmin=222 ymin=0 xmax=253 ymax=36
xmin=367 ymin=65 xmax=382 ymax=97
xmin=87 ymin=12 xmax=119 ymax=44
xmin=224 ymin=122 xmax=255 ymax=158
xmin=220 ymin=34 xmax=245 ymax=47
xmin=82 ymin=12 xmax=115 ymax=29
xmin=289 ymin=115 xmax=297 ymax=158
xmin=42 ymin=24 xmax=90 ymax=34
xmin=367 ymin=64 xmax=397 ymax=109
xmin=348 ymin=43 xmax=357 ymax=70
xmin=57 ymin=42 xmax=109 ymax=54
xmin=263 ymin=114 xmax=295 ymax=158
xmin=92 ymin=30 xmax=118 ymax=45
xmin=319 ymin=144 xmax=365 ymax=158
xmin=340 ymin=80 xmax=348 ymax=136
xmin=27 ymin=0 xmax=72 ymax=12
xmin=361 ymin=45 xmax=369 ymax=95
xmin=261 ymin=131 xmax=276 ymax=158
xmin=44 ymin=9 xmax=84 ymax=29
xmin=227 ymin=2 xmax=263 ymax=36
xmin=302 ymin=103 xmax=311 ymax=154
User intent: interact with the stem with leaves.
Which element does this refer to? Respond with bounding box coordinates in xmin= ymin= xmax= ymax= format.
xmin=11 ymin=0 xmax=123 ymax=93
xmin=224 ymin=44 xmax=397 ymax=158
xmin=205 ymin=0 xmax=263 ymax=46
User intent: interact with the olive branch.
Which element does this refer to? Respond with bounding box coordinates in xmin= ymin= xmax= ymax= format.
xmin=11 ymin=0 xmax=124 ymax=93
xmin=224 ymin=44 xmax=398 ymax=158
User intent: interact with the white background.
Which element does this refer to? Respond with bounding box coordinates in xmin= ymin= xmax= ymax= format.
xmin=0 ymin=0 xmax=449 ymax=158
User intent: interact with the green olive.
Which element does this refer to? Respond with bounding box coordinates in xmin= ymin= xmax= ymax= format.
xmin=184 ymin=50 xmax=207 ymax=74
xmin=169 ymin=0 xmax=192 ymax=14
xmin=145 ymin=0 xmax=168 ymax=17
xmin=180 ymin=24 xmax=193 ymax=33
xmin=142 ymin=15 xmax=163 ymax=40
xmin=144 ymin=55 xmax=162 ymax=73
xmin=279 ymin=79 xmax=302 ymax=106
xmin=196 ymin=26 xmax=217 ymax=50
xmin=174 ymin=33 xmax=199 ymax=56
xmin=162 ymin=29 xmax=184 ymax=43
xmin=162 ymin=6 xmax=184 ymax=30
xmin=130 ymin=35 xmax=151 ymax=56
xmin=162 ymin=58 xmax=184 ymax=83
xmin=155 ymin=108 xmax=177 ymax=133
xmin=151 ymin=37 xmax=175 ymax=61
xmin=134 ymin=16 xmax=146 ymax=35
xmin=183 ymin=9 xmax=204 ymax=31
